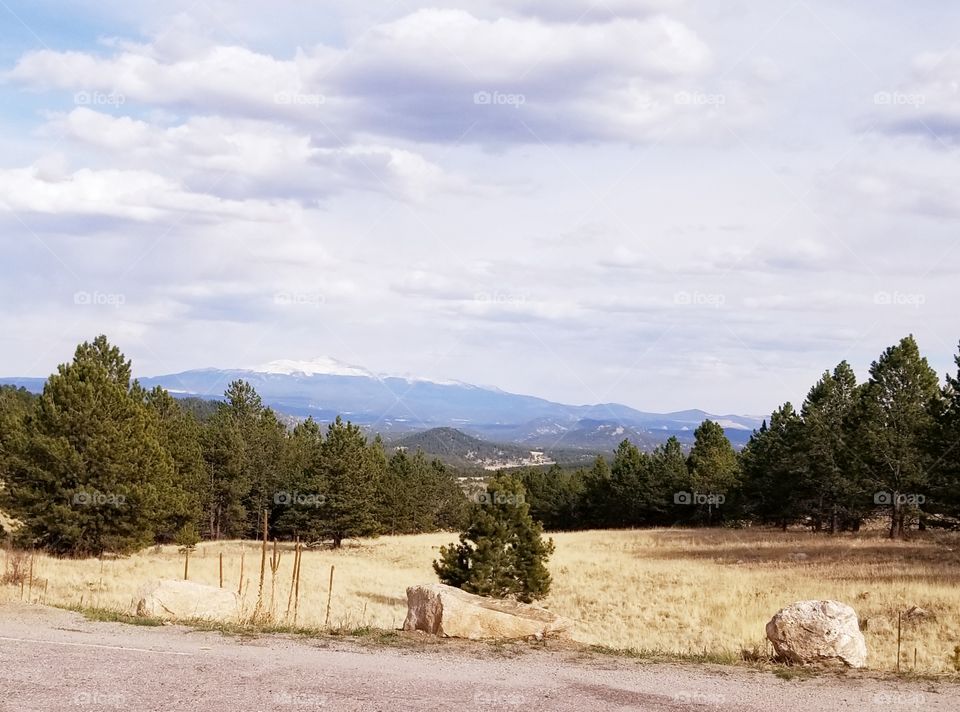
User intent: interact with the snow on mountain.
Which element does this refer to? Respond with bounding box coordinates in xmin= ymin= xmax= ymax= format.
xmin=255 ymin=358 xmax=374 ymax=378
xmin=255 ymin=357 xmax=469 ymax=387
xmin=713 ymin=418 xmax=752 ymax=431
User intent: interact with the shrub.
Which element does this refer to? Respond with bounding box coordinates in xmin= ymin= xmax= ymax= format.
xmin=434 ymin=474 xmax=554 ymax=603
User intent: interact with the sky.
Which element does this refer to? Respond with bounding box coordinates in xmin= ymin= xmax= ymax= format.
xmin=1 ymin=0 xmax=959 ymax=415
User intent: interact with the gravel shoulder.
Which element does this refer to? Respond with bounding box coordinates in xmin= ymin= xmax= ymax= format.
xmin=0 ymin=603 xmax=957 ymax=712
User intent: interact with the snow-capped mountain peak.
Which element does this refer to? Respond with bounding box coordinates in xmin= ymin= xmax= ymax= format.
xmin=255 ymin=357 xmax=374 ymax=378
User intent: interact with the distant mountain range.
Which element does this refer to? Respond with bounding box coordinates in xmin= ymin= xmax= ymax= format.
xmin=1 ymin=357 xmax=763 ymax=454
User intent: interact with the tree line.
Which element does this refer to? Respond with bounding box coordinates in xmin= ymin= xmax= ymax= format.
xmin=0 ymin=336 xmax=467 ymax=555
xmin=2 ymin=333 xmax=959 ymax=555
xmin=515 ymin=335 xmax=960 ymax=539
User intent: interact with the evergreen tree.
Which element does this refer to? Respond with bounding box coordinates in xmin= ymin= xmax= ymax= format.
xmin=1 ymin=336 xmax=176 ymax=555
xmin=928 ymin=341 xmax=960 ymax=525
xmin=608 ymin=439 xmax=655 ymax=526
xmin=244 ymin=407 xmax=287 ymax=537
xmin=686 ymin=420 xmax=740 ymax=524
xmin=855 ymin=335 xmax=940 ymax=538
xmin=201 ymin=409 xmax=249 ymax=539
xmin=376 ymin=447 xmax=468 ymax=534
xmin=274 ymin=418 xmax=325 ymax=539
xmin=581 ymin=454 xmax=612 ymax=528
xmin=426 ymin=456 xmax=470 ymax=531
xmin=799 ymin=362 xmax=866 ymax=532
xmin=0 ymin=387 xmax=34 ymax=537
xmin=317 ymin=416 xmax=378 ymax=547
xmin=518 ymin=464 xmax=586 ymax=531
xmin=142 ymin=386 xmax=207 ymax=543
xmin=434 ymin=473 xmax=554 ymax=602
xmin=649 ymin=436 xmax=689 ymax=524
xmin=379 ymin=448 xmax=418 ymax=535
xmin=740 ymin=404 xmax=804 ymax=529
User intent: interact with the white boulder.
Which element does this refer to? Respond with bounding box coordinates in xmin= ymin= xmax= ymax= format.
xmin=403 ymin=583 xmax=572 ymax=640
xmin=765 ymin=600 xmax=867 ymax=668
xmin=132 ymin=579 xmax=240 ymax=621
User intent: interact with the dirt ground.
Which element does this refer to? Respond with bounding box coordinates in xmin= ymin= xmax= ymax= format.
xmin=0 ymin=602 xmax=957 ymax=711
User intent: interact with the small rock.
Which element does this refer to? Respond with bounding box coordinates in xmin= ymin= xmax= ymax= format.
xmin=861 ymin=616 xmax=892 ymax=634
xmin=904 ymin=606 xmax=934 ymax=622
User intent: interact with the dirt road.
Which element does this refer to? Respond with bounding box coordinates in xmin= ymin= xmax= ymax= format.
xmin=0 ymin=603 xmax=956 ymax=711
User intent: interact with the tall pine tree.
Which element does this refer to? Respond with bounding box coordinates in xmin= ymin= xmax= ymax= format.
xmin=1 ymin=337 xmax=177 ymax=555
xmin=855 ymin=335 xmax=940 ymax=538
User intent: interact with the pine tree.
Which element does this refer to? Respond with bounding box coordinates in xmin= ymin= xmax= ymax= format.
xmin=686 ymin=420 xmax=740 ymax=524
xmin=650 ymin=436 xmax=689 ymax=524
xmin=379 ymin=448 xmax=416 ymax=535
xmin=426 ymin=456 xmax=470 ymax=531
xmin=244 ymin=407 xmax=288 ymax=537
xmin=1 ymin=336 xmax=176 ymax=555
xmin=608 ymin=439 xmax=655 ymax=526
xmin=740 ymin=404 xmax=804 ymax=529
xmin=799 ymin=362 xmax=866 ymax=532
xmin=0 ymin=387 xmax=34 ymax=538
xmin=201 ymin=409 xmax=249 ymax=539
xmin=855 ymin=335 xmax=940 ymax=538
xmin=434 ymin=473 xmax=554 ymax=602
xmin=518 ymin=464 xmax=586 ymax=531
xmin=274 ymin=418 xmax=325 ymax=539
xmin=141 ymin=386 xmax=207 ymax=543
xmin=318 ymin=416 xmax=378 ymax=547
xmin=581 ymin=454 xmax=612 ymax=528
xmin=929 ymin=341 xmax=960 ymax=525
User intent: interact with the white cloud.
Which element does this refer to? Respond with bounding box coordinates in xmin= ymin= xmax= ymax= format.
xmin=0 ymin=161 xmax=290 ymax=222
xmin=46 ymin=108 xmax=460 ymax=202
xmin=6 ymin=8 xmax=748 ymax=145
xmin=874 ymin=48 xmax=960 ymax=142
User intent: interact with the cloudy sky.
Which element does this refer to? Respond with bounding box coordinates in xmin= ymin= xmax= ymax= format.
xmin=1 ymin=0 xmax=958 ymax=415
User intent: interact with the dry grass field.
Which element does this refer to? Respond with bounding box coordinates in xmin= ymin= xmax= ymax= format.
xmin=3 ymin=528 xmax=959 ymax=674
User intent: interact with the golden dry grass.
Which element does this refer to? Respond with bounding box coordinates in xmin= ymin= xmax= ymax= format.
xmin=3 ymin=528 xmax=959 ymax=674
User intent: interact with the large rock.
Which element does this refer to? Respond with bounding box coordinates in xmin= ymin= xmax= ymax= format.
xmin=132 ymin=579 xmax=240 ymax=621
xmin=765 ymin=600 xmax=867 ymax=668
xmin=403 ymin=583 xmax=572 ymax=640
